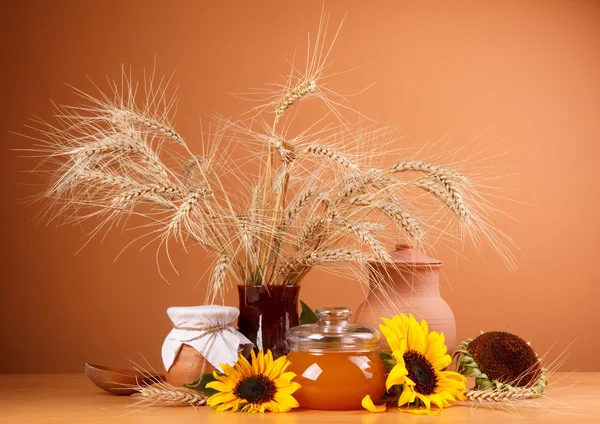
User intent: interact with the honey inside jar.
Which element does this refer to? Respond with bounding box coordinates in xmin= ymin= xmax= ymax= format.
xmin=286 ymin=306 xmax=386 ymax=410
xmin=288 ymin=350 xmax=386 ymax=410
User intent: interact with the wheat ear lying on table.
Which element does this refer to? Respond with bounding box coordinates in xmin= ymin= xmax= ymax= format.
xmin=464 ymin=388 xmax=540 ymax=403
xmin=132 ymin=382 xmax=207 ymax=407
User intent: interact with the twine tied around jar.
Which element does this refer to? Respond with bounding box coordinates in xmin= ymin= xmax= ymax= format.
xmin=173 ymin=324 xmax=238 ymax=343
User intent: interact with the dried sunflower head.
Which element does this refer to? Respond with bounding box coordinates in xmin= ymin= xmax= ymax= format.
xmin=454 ymin=331 xmax=547 ymax=395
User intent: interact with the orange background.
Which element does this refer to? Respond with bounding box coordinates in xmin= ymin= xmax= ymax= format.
xmin=1 ymin=0 xmax=599 ymax=373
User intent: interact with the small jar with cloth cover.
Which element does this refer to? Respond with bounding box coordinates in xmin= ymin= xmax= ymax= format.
xmin=162 ymin=305 xmax=252 ymax=386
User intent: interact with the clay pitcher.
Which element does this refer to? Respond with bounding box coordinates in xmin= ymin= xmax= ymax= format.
xmin=355 ymin=244 xmax=456 ymax=353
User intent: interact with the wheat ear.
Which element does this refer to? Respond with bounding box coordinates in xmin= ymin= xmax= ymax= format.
xmin=284 ymin=188 xmax=316 ymax=227
xmin=111 ymin=109 xmax=185 ymax=144
xmin=274 ymin=80 xmax=317 ymax=124
xmin=391 ymin=160 xmax=457 ymax=176
xmin=332 ymin=218 xmax=390 ymax=261
xmin=464 ymin=388 xmax=540 ymax=403
xmin=133 ymin=382 xmax=207 ymax=407
xmin=278 ymin=248 xmax=376 ymax=275
xmin=77 ymin=171 xmax=137 ymax=188
xmin=305 ymin=144 xmax=360 ymax=171
xmin=68 ymin=133 xmax=168 ymax=178
xmin=431 ymin=174 xmax=469 ymax=223
xmin=112 ymin=183 xmax=185 ymax=206
xmin=351 ymin=198 xmax=424 ymax=241
xmin=167 ymin=189 xmax=212 ymax=240
xmin=416 ymin=179 xmax=469 ymax=223
xmin=211 ymin=255 xmax=230 ymax=294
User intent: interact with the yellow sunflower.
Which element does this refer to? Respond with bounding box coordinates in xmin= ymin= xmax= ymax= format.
xmin=379 ymin=314 xmax=466 ymax=415
xmin=206 ymin=349 xmax=301 ymax=413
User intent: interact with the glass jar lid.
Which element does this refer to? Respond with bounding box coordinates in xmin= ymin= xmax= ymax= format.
xmin=287 ymin=306 xmax=380 ymax=352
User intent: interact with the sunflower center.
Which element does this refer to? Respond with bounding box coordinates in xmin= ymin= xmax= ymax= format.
xmin=404 ymin=350 xmax=438 ymax=395
xmin=234 ymin=374 xmax=277 ymax=405
xmin=468 ymin=331 xmax=541 ymax=386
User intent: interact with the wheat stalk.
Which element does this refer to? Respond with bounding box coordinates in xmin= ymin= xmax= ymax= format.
xmin=133 ymin=382 xmax=207 ymax=407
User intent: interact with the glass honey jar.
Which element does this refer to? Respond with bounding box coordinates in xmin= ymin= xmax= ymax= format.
xmin=286 ymin=306 xmax=386 ymax=410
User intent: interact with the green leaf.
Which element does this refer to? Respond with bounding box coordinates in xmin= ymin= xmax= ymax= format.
xmin=379 ymin=351 xmax=397 ymax=373
xmin=300 ymin=300 xmax=318 ymax=325
xmin=183 ymin=371 xmax=224 ymax=396
xmin=380 ymin=384 xmax=403 ymax=403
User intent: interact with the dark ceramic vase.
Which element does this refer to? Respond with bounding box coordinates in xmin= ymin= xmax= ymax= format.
xmin=237 ymin=285 xmax=300 ymax=358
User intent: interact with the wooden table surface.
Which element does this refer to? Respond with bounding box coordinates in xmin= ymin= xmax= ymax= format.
xmin=0 ymin=372 xmax=598 ymax=423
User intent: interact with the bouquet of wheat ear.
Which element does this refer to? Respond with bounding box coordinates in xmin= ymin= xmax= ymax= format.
xmin=23 ymin=21 xmax=512 ymax=305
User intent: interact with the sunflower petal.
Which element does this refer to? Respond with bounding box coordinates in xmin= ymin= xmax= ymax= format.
xmin=407 ymin=314 xmax=426 ymax=352
xmin=401 ymin=407 xmax=441 ymax=416
xmin=420 ymin=318 xmax=429 ymax=335
xmin=266 ymin=355 xmax=288 ymax=380
xmin=425 ymin=331 xmax=444 ymax=363
xmin=207 ymin=391 xmax=237 ymax=406
xmin=206 ymin=380 xmax=235 ymax=393
xmin=428 ymin=394 xmax=446 ymax=409
xmin=362 ymin=395 xmax=387 ymax=413
xmin=277 ymin=381 xmax=302 ymax=395
xmin=415 ymin=393 xmax=431 ymax=409
xmin=235 ymin=353 xmax=254 ymax=376
xmin=275 ymin=391 xmax=300 ymax=409
xmin=397 ymin=385 xmax=417 ymax=406
xmin=386 ymin=362 xmax=408 ymax=390
xmin=431 ymin=353 xmax=452 ymax=370
xmin=275 ymin=371 xmax=297 ymax=387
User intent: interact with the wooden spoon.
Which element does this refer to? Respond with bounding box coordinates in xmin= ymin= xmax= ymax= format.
xmin=84 ymin=363 xmax=165 ymax=395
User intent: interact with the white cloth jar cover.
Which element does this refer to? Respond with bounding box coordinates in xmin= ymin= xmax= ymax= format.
xmin=162 ymin=305 xmax=252 ymax=372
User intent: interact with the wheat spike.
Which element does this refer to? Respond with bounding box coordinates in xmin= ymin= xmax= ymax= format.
xmin=431 ymin=174 xmax=469 ymax=223
xmin=78 ymin=171 xmax=137 ymax=188
xmin=416 ymin=178 xmax=469 ymax=223
xmin=465 ymin=388 xmax=540 ymax=403
xmin=335 ymin=169 xmax=396 ymax=203
xmin=274 ymin=80 xmax=316 ymax=124
xmin=333 ymin=218 xmax=390 ymax=261
xmin=167 ymin=189 xmax=212 ymax=240
xmin=391 ymin=160 xmax=455 ymax=176
xmin=279 ymin=248 xmax=376 ymax=275
xmin=284 ymin=188 xmax=316 ymax=227
xmin=379 ymin=202 xmax=424 ymax=240
xmin=211 ymin=255 xmax=230 ymax=294
xmin=68 ymin=132 xmax=168 ymax=178
xmin=351 ymin=197 xmax=424 ymax=241
xmin=294 ymin=214 xmax=331 ymax=251
xmin=133 ymin=382 xmax=207 ymax=407
xmin=305 ymin=144 xmax=360 ymax=171
xmin=112 ymin=183 xmax=185 ymax=206
xmin=111 ymin=109 xmax=185 ymax=144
